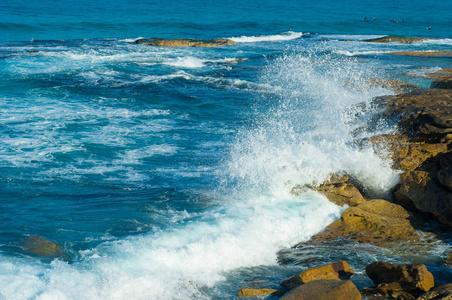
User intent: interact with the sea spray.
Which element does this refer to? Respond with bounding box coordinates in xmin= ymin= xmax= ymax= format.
xmin=227 ymin=48 xmax=400 ymax=198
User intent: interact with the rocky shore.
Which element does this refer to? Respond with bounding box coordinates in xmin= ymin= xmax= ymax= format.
xmin=237 ymin=73 xmax=452 ymax=298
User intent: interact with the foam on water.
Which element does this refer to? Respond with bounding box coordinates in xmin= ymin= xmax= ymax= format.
xmin=229 ymin=31 xmax=304 ymax=43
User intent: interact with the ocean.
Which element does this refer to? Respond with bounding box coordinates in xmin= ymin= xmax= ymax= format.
xmin=0 ymin=0 xmax=451 ymax=299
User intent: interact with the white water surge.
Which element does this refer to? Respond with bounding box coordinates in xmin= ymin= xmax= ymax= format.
xmin=0 ymin=48 xmax=400 ymax=300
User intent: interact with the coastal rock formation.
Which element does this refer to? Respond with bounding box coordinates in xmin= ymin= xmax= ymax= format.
xmin=362 ymin=262 xmax=435 ymax=299
xmin=237 ymin=288 xmax=283 ymax=297
xmin=364 ymin=36 xmax=426 ymax=43
xmin=394 ymin=151 xmax=452 ymax=228
xmin=22 ymin=236 xmax=71 ymax=261
xmin=389 ymin=51 xmax=452 ymax=58
xmin=280 ymin=261 xmax=354 ymax=290
xmin=291 ymin=174 xmax=366 ymax=207
xmin=416 ymin=284 xmax=452 ymax=300
xmin=301 ymin=200 xmax=420 ymax=247
xmin=280 ymin=279 xmax=361 ymax=300
xmin=431 ymin=76 xmax=452 ymax=89
xmin=133 ymin=38 xmax=236 ymax=47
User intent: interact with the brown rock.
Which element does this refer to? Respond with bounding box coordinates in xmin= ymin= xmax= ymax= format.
xmin=280 ymin=261 xmax=354 ymax=290
xmin=364 ymin=36 xmax=426 ymax=43
xmin=389 ymin=51 xmax=452 ymax=58
xmin=22 ymin=236 xmax=71 ymax=261
xmin=292 ymin=174 xmax=366 ymax=207
xmin=361 ymin=282 xmax=416 ymax=300
xmin=303 ymin=200 xmax=419 ymax=247
xmin=431 ymin=76 xmax=452 ymax=89
xmin=280 ymin=279 xmax=361 ymax=300
xmin=133 ymin=38 xmax=235 ymax=47
xmin=394 ymin=152 xmax=452 ymax=229
xmin=424 ymin=69 xmax=452 ymax=79
xmin=416 ymin=284 xmax=452 ymax=300
xmin=237 ymin=288 xmax=283 ymax=297
xmin=366 ymin=262 xmax=435 ymax=295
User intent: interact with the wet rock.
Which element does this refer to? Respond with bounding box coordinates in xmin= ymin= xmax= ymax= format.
xmin=361 ymin=282 xmax=416 ymax=300
xmin=389 ymin=51 xmax=452 ymax=58
xmin=22 ymin=236 xmax=71 ymax=261
xmin=431 ymin=76 xmax=452 ymax=89
xmin=280 ymin=261 xmax=354 ymax=290
xmin=368 ymin=78 xmax=420 ymax=94
xmin=133 ymin=38 xmax=235 ymax=47
xmin=280 ymin=279 xmax=361 ymax=300
xmin=394 ymin=151 xmax=452 ymax=229
xmin=292 ymin=174 xmax=366 ymax=207
xmin=302 ymin=200 xmax=419 ymax=247
xmin=416 ymin=284 xmax=452 ymax=300
xmin=363 ymin=262 xmax=434 ymax=298
xmin=237 ymin=288 xmax=283 ymax=297
xmin=364 ymin=36 xmax=426 ymax=43
xmin=424 ymin=69 xmax=452 ymax=79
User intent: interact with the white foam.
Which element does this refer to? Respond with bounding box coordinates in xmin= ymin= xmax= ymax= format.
xmin=164 ymin=56 xmax=206 ymax=68
xmin=229 ymin=31 xmax=304 ymax=43
xmin=334 ymin=50 xmax=389 ymax=57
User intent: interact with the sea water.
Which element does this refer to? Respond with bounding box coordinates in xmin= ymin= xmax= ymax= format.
xmin=0 ymin=0 xmax=452 ymax=299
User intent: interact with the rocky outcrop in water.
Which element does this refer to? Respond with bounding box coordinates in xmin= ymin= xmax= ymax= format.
xmin=416 ymin=284 xmax=452 ymax=300
xmin=280 ymin=279 xmax=361 ymax=300
xmin=361 ymin=262 xmax=435 ymax=299
xmin=237 ymin=288 xmax=283 ymax=297
xmin=280 ymin=261 xmax=354 ymax=290
xmin=389 ymin=51 xmax=452 ymax=58
xmin=21 ymin=236 xmax=71 ymax=261
xmin=133 ymin=38 xmax=236 ymax=47
xmin=364 ymin=36 xmax=426 ymax=43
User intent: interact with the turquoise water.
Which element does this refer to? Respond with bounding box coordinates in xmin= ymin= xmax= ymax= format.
xmin=0 ymin=0 xmax=451 ymax=299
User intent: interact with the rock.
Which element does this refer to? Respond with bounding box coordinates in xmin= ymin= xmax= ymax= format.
xmin=431 ymin=76 xmax=452 ymax=89
xmin=291 ymin=174 xmax=366 ymax=207
xmin=237 ymin=288 xmax=284 ymax=297
xmin=364 ymin=36 xmax=426 ymax=43
xmin=424 ymin=69 xmax=452 ymax=79
xmin=366 ymin=262 xmax=435 ymax=295
xmin=416 ymin=284 xmax=452 ymax=300
xmin=367 ymin=78 xmax=420 ymax=94
xmin=389 ymin=51 xmax=452 ymax=58
xmin=394 ymin=151 xmax=452 ymax=229
xmin=280 ymin=261 xmax=354 ymax=290
xmin=22 ymin=236 xmax=71 ymax=261
xmin=133 ymin=38 xmax=235 ymax=47
xmin=280 ymin=279 xmax=361 ymax=300
xmin=361 ymin=282 xmax=416 ymax=300
xmin=302 ymin=200 xmax=420 ymax=247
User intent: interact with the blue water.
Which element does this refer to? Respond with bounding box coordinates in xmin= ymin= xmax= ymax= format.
xmin=1 ymin=0 xmax=451 ymax=299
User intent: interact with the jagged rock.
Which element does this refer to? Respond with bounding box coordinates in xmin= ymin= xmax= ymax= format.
xmin=22 ymin=236 xmax=71 ymax=261
xmin=364 ymin=36 xmax=425 ymax=43
xmin=302 ymin=199 xmax=419 ymax=247
xmin=394 ymin=151 xmax=452 ymax=229
xmin=280 ymin=261 xmax=354 ymax=290
xmin=431 ymin=76 xmax=452 ymax=89
xmin=133 ymin=38 xmax=235 ymax=47
xmin=237 ymin=288 xmax=284 ymax=297
xmin=280 ymin=279 xmax=361 ymax=300
xmin=389 ymin=51 xmax=452 ymax=58
xmin=365 ymin=262 xmax=435 ymax=297
xmin=367 ymin=78 xmax=420 ymax=94
xmin=291 ymin=174 xmax=366 ymax=207
xmin=361 ymin=282 xmax=416 ymax=300
xmin=416 ymin=284 xmax=452 ymax=300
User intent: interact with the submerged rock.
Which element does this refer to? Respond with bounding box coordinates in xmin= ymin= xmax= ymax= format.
xmin=22 ymin=236 xmax=71 ymax=261
xmin=133 ymin=38 xmax=235 ymax=47
xmin=364 ymin=36 xmax=426 ymax=43
xmin=362 ymin=262 xmax=435 ymax=299
xmin=389 ymin=51 xmax=452 ymax=58
xmin=280 ymin=279 xmax=361 ymax=300
xmin=280 ymin=261 xmax=354 ymax=290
